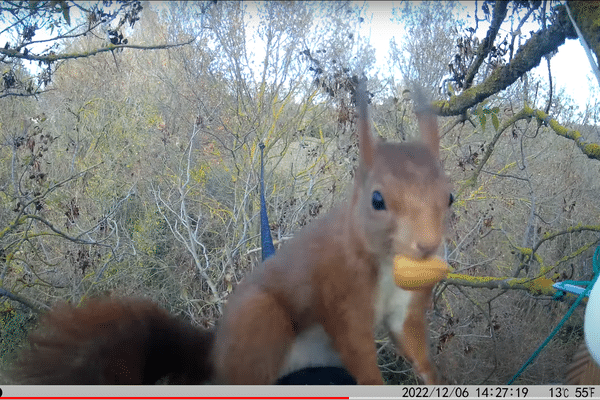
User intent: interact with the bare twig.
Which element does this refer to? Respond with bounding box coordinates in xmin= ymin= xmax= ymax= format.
xmin=0 ymin=286 xmax=49 ymax=313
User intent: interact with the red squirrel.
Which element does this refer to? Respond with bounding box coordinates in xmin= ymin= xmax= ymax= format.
xmin=13 ymin=83 xmax=452 ymax=384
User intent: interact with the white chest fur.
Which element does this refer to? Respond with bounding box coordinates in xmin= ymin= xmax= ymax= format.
xmin=373 ymin=258 xmax=412 ymax=334
xmin=278 ymin=324 xmax=344 ymax=378
xmin=279 ymin=260 xmax=411 ymax=378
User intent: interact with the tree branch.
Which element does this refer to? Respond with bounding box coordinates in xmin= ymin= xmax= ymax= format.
xmin=445 ymin=273 xmax=556 ymax=296
xmin=434 ymin=6 xmax=577 ymax=116
xmin=0 ymin=88 xmax=54 ymax=99
xmin=460 ymin=107 xmax=531 ymax=192
xmin=462 ymin=104 xmax=600 ymax=193
xmin=0 ymin=286 xmax=48 ymax=313
xmin=463 ymin=1 xmax=509 ymax=89
xmin=527 ymin=105 xmax=600 ymax=161
xmin=532 ymin=225 xmax=600 ymax=257
xmin=0 ymin=39 xmax=195 ymax=63
xmin=21 ymin=214 xmax=113 ymax=249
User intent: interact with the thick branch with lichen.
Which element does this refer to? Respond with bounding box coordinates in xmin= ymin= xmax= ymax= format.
xmin=526 ymin=106 xmax=600 ymax=161
xmin=433 ymin=5 xmax=577 ymax=117
xmin=533 ymin=225 xmax=600 ymax=256
xmin=445 ymin=273 xmax=556 ymax=296
xmin=447 ymin=227 xmax=600 ymax=297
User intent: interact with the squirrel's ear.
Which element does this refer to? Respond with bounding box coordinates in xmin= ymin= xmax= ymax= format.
xmin=413 ymin=87 xmax=440 ymax=159
xmin=357 ymin=81 xmax=375 ymax=168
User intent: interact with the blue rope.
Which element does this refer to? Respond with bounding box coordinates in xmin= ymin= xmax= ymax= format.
xmin=259 ymin=142 xmax=276 ymax=261
xmin=553 ymin=281 xmax=589 ymax=301
xmin=508 ymin=244 xmax=600 ymax=384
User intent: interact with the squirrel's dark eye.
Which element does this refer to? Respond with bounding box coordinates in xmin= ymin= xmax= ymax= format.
xmin=372 ymin=190 xmax=386 ymax=211
xmin=448 ymin=193 xmax=455 ymax=207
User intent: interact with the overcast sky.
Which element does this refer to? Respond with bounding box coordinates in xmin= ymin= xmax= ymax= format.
xmin=357 ymin=1 xmax=599 ymax=111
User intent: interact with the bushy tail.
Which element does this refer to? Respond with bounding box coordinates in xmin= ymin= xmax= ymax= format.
xmin=12 ymin=297 xmax=214 ymax=384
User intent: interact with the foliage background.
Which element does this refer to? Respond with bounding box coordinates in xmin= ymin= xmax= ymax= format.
xmin=1 ymin=0 xmax=600 ymax=385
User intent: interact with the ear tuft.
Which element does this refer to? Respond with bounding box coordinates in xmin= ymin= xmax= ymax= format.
xmin=412 ymin=86 xmax=440 ymax=159
xmin=357 ymin=80 xmax=375 ymax=168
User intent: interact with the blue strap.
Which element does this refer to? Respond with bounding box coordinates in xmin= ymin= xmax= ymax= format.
xmin=259 ymin=142 xmax=276 ymax=261
xmin=508 ymin=244 xmax=600 ymax=384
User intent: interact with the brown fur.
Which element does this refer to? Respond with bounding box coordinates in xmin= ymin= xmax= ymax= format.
xmin=14 ymin=297 xmax=213 ymax=384
xmin=213 ymin=86 xmax=451 ymax=384
xmin=566 ymin=342 xmax=600 ymax=385
xmin=13 ymin=85 xmax=451 ymax=385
